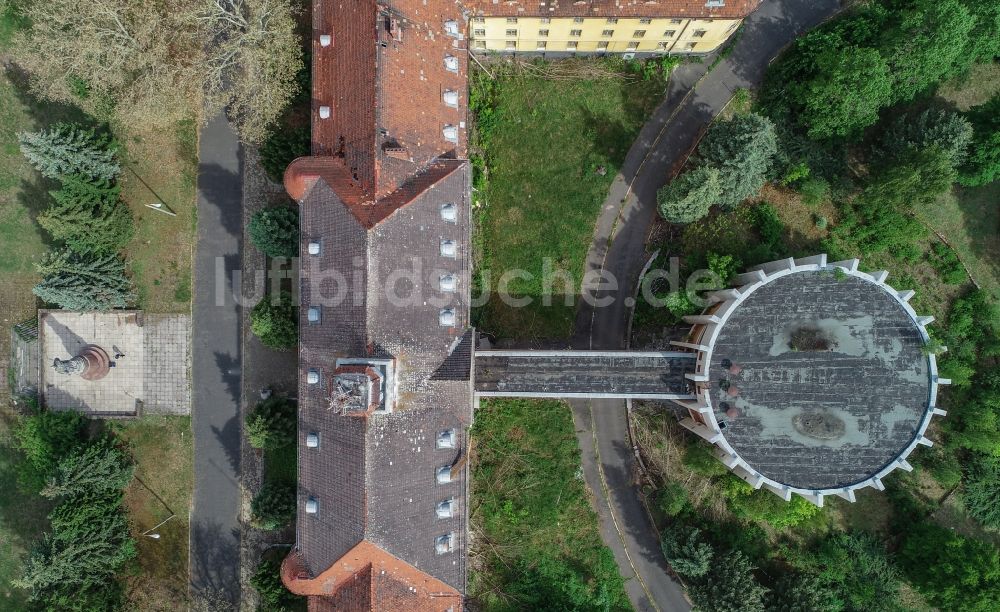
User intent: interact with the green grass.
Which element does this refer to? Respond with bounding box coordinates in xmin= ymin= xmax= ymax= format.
xmin=471 ymin=62 xmax=664 ymax=339
xmin=264 ymin=442 xmax=297 ymax=486
xmin=469 ymin=398 xmax=631 ymax=611
xmin=114 ymin=416 xmax=193 ymax=611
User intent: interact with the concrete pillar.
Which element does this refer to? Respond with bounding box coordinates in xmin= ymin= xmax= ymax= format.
xmin=897 ymin=289 xmax=915 ymax=302
xmin=721 ymin=453 xmax=740 ymax=468
xmin=896 ymin=458 xmax=913 ymax=472
xmin=708 ymin=288 xmax=741 ymax=302
xmin=795 ymin=254 xmax=827 ymax=267
xmin=871 ymin=270 xmax=889 ymax=283
xmin=833 ymin=488 xmax=856 ymax=502
xmin=916 ymin=315 xmax=935 ymax=326
xmin=801 ymin=492 xmax=825 ymax=507
xmin=683 ymin=314 xmax=721 ymax=325
xmin=829 ymin=258 xmax=859 ymax=272
xmin=870 ymin=476 xmax=885 ymax=491
xmin=751 ymin=473 xmax=765 ymax=489
xmin=918 ymin=436 xmax=933 ymax=447
xmin=735 ymin=269 xmax=766 ymax=285
xmin=670 ymin=340 xmax=710 ymax=352
xmin=932 ymin=407 xmax=947 ymax=416
xmin=685 ymin=372 xmax=709 ymax=383
xmin=937 ymin=377 xmax=952 ymax=385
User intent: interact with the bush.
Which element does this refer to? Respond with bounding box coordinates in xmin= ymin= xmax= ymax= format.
xmin=786 ymin=532 xmax=901 ymax=612
xmin=251 ymin=482 xmax=296 ymax=530
xmin=663 ymin=290 xmax=699 ymax=322
xmin=798 ymin=176 xmax=829 ymax=206
xmin=928 ymin=242 xmax=967 ymax=285
xmin=250 ymin=558 xmax=305 ymax=611
xmin=687 ymin=550 xmax=767 ymax=612
xmin=250 ymin=292 xmax=298 ymax=349
xmin=660 ymin=526 xmax=713 ymax=577
xmin=959 ymin=95 xmax=1000 ymax=187
xmin=259 ymin=126 xmax=310 ymax=184
xmin=920 ymin=444 xmax=963 ymax=489
xmin=724 ymin=478 xmax=823 ymax=529
xmin=656 ymin=482 xmax=689 ymax=517
xmin=698 ymin=112 xmax=778 ymax=208
xmin=657 ymin=166 xmax=721 ymax=223
xmin=898 ymin=522 xmax=1000 ymax=612
xmin=706 ymin=252 xmax=740 ymax=286
xmin=13 ymin=410 xmax=87 ymax=492
xmin=246 ymin=397 xmax=297 ymax=450
xmin=766 ymin=573 xmax=837 ymax=612
xmin=681 ymin=442 xmax=727 ymax=478
xmin=248 ymin=207 xmax=299 ymax=258
xmin=963 ymin=453 xmax=1000 ymax=529
xmin=883 ymin=108 xmax=973 ymax=166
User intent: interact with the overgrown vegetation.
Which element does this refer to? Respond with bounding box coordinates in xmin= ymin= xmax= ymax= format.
xmin=250 ymin=292 xmax=298 ymax=350
xmin=469 ymin=399 xmax=630 ymax=611
xmin=249 ymin=207 xmax=299 ymax=259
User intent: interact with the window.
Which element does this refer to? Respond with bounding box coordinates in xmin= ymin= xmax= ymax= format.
xmin=307 ymin=306 xmax=321 ymax=324
xmin=307 ymin=369 xmax=320 ymax=385
xmin=473 ymin=29 xmax=485 ymax=37
xmin=444 ymin=55 xmax=459 ymax=72
xmin=597 ymin=41 xmax=609 ymax=50
xmin=305 ymin=497 xmax=319 ymax=514
xmin=306 ymin=432 xmax=320 ymax=448
xmin=693 ymin=29 xmax=707 ymax=37
xmin=473 ymin=16 xmax=485 ymax=23
xmin=473 ymin=40 xmax=486 ymax=50
xmin=440 ymin=239 xmax=457 ymax=258
xmin=536 ymin=41 xmax=547 ymax=50
xmin=506 ymin=17 xmax=517 ymax=23
xmin=436 ymin=465 xmax=453 ymax=484
xmin=570 ymin=29 xmax=582 ymax=37
xmin=442 ymin=125 xmax=458 ymax=142
xmin=664 ymin=29 xmax=676 ymax=37
xmin=440 ymin=202 xmax=457 ymax=222
xmin=437 ymin=429 xmax=457 ymax=449
xmin=506 ymin=29 xmax=517 ymax=36
xmin=439 ymin=274 xmax=457 ymax=292
xmin=540 ymin=17 xmax=551 ymax=24
xmin=566 ymin=41 xmax=578 ymax=49
xmin=573 ymin=17 xmax=585 ymax=23
xmin=685 ymin=42 xmax=697 ymax=50
xmin=436 ymin=498 xmax=455 ymax=519
xmin=538 ymin=29 xmax=549 ymax=37
xmin=640 ymin=18 xmax=652 ymax=24
xmin=439 ymin=308 xmax=456 ymax=327
xmin=671 ymin=18 xmax=683 ymax=24
xmin=706 ymin=0 xmax=725 ymax=6
xmin=435 ymin=533 xmax=454 ymax=554
xmin=657 ymin=42 xmax=668 ymax=50
xmin=505 ymin=40 xmax=516 ymax=50
xmin=633 ymin=30 xmax=646 ymax=37
xmin=602 ymin=29 xmax=614 ymax=37
xmin=627 ymin=41 xmax=639 ymax=50
xmin=606 ymin=18 xmax=618 ymax=24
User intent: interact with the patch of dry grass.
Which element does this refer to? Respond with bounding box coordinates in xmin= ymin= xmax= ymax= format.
xmin=936 ymin=62 xmax=1000 ymax=111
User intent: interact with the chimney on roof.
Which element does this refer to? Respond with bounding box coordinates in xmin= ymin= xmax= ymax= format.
xmin=384 ymin=147 xmax=409 ymax=161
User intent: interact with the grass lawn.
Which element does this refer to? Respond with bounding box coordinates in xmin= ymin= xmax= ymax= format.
xmin=471 ymin=61 xmax=666 ymax=339
xmin=264 ymin=441 xmax=297 ymax=486
xmin=469 ymin=398 xmax=631 ymax=611
xmin=115 ymin=416 xmax=194 ymax=611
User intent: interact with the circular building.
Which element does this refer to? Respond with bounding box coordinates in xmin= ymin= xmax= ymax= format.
xmin=673 ymin=255 xmax=948 ymax=505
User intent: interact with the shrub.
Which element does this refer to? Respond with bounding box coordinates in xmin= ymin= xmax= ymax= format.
xmin=663 ymin=291 xmax=698 ymax=322
xmin=920 ymin=445 xmax=963 ymax=489
xmin=250 ymin=558 xmax=305 ymax=611
xmin=698 ymin=112 xmax=778 ymax=208
xmin=928 ymin=242 xmax=967 ymax=285
xmin=657 ymin=166 xmax=721 ymax=223
xmin=660 ymin=526 xmax=713 ymax=577
xmin=753 ymin=202 xmax=784 ymax=248
xmin=726 ymin=485 xmax=823 ymax=529
xmin=883 ymin=108 xmax=973 ymax=166
xmin=246 ymin=397 xmax=297 ymax=450
xmin=687 ymin=550 xmax=767 ymax=612
xmin=963 ymin=453 xmax=1000 ymax=529
xmin=681 ymin=442 xmax=727 ymax=478
xmin=13 ymin=410 xmax=87 ymax=492
xmin=706 ymin=252 xmax=740 ymax=286
xmin=39 ymin=176 xmax=134 ymax=255
xmin=959 ymin=95 xmax=1000 ymax=187
xmin=656 ymin=482 xmax=688 ymax=517
xmin=814 ymin=215 xmax=828 ymax=230
xmin=898 ymin=522 xmax=1000 ymax=612
xmin=259 ymin=126 xmax=310 ymax=183
xmin=250 ymin=292 xmax=298 ymax=349
xmin=765 ymin=573 xmax=837 ymax=612
xmin=17 ymin=122 xmax=120 ymax=181
xmin=251 ymin=482 xmax=296 ymax=530
xmin=786 ymin=532 xmax=901 ymax=612
xmin=798 ymin=176 xmax=829 ymax=206
xmin=248 ymin=207 xmax=299 ymax=258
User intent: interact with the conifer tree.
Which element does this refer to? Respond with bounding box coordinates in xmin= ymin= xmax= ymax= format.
xmin=33 ymin=250 xmax=135 ymax=310
xmin=698 ymin=112 xmax=778 ymax=209
xmin=42 ymin=440 xmax=135 ymax=499
xmin=17 ymin=123 xmax=120 ymax=181
xmin=38 ymin=176 xmax=134 ymax=254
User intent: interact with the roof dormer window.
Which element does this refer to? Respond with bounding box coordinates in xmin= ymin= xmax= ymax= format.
xmin=436 ymin=465 xmax=453 ymax=484
xmin=439 ymin=308 xmax=456 ymax=327
xmin=435 ymin=533 xmax=454 ymax=554
xmin=306 ymin=432 xmax=320 ymax=448
xmin=444 ymin=20 xmax=459 ymax=36
xmin=307 ymin=369 xmax=320 ymax=385
xmin=306 ymin=497 xmax=319 ymax=514
xmin=443 ymin=90 xmax=459 ymax=108
xmin=436 ymin=498 xmax=455 ymax=518
xmin=437 ymin=428 xmax=456 ymax=449
xmin=440 ymin=239 xmax=457 ymax=258
xmin=307 ymin=306 xmax=321 ymax=324
xmin=308 ymin=241 xmax=321 ymax=255
xmin=440 ymin=202 xmax=457 ymax=222
xmin=444 ymin=55 xmax=459 ymax=72
xmin=443 ymin=125 xmax=458 ymax=142
xmin=439 ymin=274 xmax=457 ymax=293
xmin=319 ymin=34 xmax=331 ymax=47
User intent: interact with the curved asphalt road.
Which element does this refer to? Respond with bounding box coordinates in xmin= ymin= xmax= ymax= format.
xmin=569 ymin=2 xmax=841 ymax=610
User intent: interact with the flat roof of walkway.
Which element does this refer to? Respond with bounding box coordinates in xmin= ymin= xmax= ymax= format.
xmin=474 ymin=351 xmax=695 ymax=399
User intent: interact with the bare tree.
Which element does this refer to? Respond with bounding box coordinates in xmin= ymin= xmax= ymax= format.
xmin=200 ymin=0 xmax=303 ymax=143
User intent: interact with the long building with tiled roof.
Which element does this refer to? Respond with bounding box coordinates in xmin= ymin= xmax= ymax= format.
xmin=280 ymin=0 xmax=762 ymax=610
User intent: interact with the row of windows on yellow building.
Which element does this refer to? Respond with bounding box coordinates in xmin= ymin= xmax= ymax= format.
xmin=468 ymin=16 xmax=740 ymax=53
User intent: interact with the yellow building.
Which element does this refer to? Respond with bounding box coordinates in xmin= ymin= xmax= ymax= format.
xmin=469 ymin=16 xmax=743 ymax=55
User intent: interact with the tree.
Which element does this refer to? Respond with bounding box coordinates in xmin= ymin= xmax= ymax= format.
xmin=883 ymin=109 xmax=973 ymax=166
xmin=660 ymin=527 xmax=713 ymax=578
xmin=42 ymin=439 xmax=135 ymax=499
xmin=200 ymin=0 xmax=304 ymax=143
xmin=656 ymin=482 xmax=688 ymax=517
xmin=960 ymin=95 xmax=1000 ymax=187
xmin=260 ymin=125 xmax=310 ymax=183
xmin=801 ymin=46 xmax=893 ymax=140
xmin=681 ymin=442 xmax=728 ymax=478
xmin=17 ymin=123 xmax=120 ymax=181
xmin=38 ymin=176 xmax=135 ymax=254
xmin=33 ymin=250 xmax=135 ymax=310
xmin=786 ymin=532 xmax=901 ymax=612
xmin=250 ymin=292 xmax=298 ymax=349
xmin=657 ymin=166 xmax=721 ymax=223
xmin=687 ymin=550 xmax=767 ymax=612
xmin=250 ymin=482 xmax=296 ymax=530
xmin=867 ymin=146 xmax=957 ymax=207
xmin=245 ymin=396 xmax=297 ymax=450
xmin=248 ymin=207 xmax=299 ymax=258
xmin=13 ymin=410 xmax=87 ymax=492
xmin=250 ymin=558 xmax=305 ymax=611
xmin=964 ymin=453 xmax=1000 ymax=529
xmin=698 ymin=112 xmax=778 ymax=208
xmin=765 ymin=573 xmax=837 ymax=612
xmin=898 ymin=522 xmax=1000 ymax=612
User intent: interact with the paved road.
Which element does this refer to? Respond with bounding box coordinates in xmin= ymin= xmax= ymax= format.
xmin=190 ymin=114 xmax=244 ymax=607
xmin=570 ymin=1 xmax=841 ymax=610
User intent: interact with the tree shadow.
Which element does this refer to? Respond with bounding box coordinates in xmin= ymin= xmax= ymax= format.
xmin=189 ymin=520 xmax=241 ymax=608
